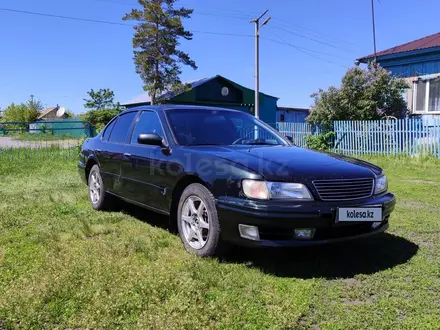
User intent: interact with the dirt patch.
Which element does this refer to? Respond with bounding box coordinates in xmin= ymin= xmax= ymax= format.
xmin=404 ymin=179 xmax=440 ymax=185
xmin=401 ymin=200 xmax=425 ymax=209
xmin=0 ymin=136 xmax=80 ymax=149
xmin=342 ymin=298 xmax=365 ymax=306
xmin=343 ymin=278 xmax=361 ymax=286
xmin=400 ymin=200 xmax=440 ymax=212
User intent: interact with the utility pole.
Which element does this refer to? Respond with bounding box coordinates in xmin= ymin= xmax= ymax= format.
xmin=250 ymin=10 xmax=270 ymax=119
xmin=371 ymin=0 xmax=377 ymax=63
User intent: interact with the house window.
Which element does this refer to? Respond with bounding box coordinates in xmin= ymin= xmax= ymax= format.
xmin=280 ymin=113 xmax=285 ymax=122
xmin=413 ymin=78 xmax=440 ymax=113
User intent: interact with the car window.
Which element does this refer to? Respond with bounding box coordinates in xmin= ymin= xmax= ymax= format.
xmin=102 ymin=118 xmax=117 ymax=141
xmin=108 ymin=112 xmax=137 ymax=143
xmin=130 ymin=111 xmax=164 ymax=144
xmin=166 ymin=109 xmax=286 ymax=146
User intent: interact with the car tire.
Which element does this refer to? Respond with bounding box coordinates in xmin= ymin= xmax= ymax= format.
xmin=88 ymin=165 xmax=114 ymax=211
xmin=177 ymin=183 xmax=224 ymax=257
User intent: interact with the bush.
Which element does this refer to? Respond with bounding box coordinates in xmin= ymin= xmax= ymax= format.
xmin=304 ymin=132 xmax=335 ymax=152
xmin=308 ymin=63 xmax=408 ymax=127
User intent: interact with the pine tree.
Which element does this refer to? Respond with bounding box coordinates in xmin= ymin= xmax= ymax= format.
xmin=123 ymin=0 xmax=197 ymax=105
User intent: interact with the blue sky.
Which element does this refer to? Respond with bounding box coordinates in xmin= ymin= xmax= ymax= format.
xmin=0 ymin=0 xmax=439 ymax=114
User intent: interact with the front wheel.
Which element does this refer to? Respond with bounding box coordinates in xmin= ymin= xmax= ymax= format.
xmin=177 ymin=183 xmax=223 ymax=257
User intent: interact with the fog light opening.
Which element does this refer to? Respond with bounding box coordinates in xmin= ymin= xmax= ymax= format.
xmin=239 ymin=224 xmax=260 ymax=241
xmin=294 ymin=228 xmax=315 ymax=240
xmin=371 ymin=222 xmax=382 ymax=229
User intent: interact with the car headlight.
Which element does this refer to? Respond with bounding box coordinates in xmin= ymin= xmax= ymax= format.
xmin=242 ymin=180 xmax=270 ymax=200
xmin=374 ymin=175 xmax=388 ymax=194
xmin=242 ymin=180 xmax=313 ymax=200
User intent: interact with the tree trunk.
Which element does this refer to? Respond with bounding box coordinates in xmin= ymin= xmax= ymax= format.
xmin=151 ymin=93 xmax=156 ymax=105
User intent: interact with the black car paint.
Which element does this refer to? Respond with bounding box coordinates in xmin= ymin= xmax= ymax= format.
xmin=79 ymin=105 xmax=396 ymax=247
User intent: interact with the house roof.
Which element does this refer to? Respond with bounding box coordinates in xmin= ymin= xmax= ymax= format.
xmin=277 ymin=106 xmax=310 ymax=113
xmin=122 ymin=77 xmax=215 ymax=106
xmin=121 ymin=75 xmax=278 ymax=106
xmin=358 ymin=32 xmax=440 ymax=62
xmin=37 ymin=107 xmax=58 ymax=120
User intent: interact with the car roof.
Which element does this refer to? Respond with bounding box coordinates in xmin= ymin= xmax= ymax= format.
xmin=119 ymin=104 xmax=242 ymax=115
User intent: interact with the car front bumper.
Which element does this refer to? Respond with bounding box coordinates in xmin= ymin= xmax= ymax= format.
xmin=216 ymin=192 xmax=396 ymax=247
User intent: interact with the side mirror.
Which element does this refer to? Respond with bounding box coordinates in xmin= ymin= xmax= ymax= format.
xmin=138 ymin=133 xmax=164 ymax=146
xmin=285 ymin=136 xmax=294 ymax=143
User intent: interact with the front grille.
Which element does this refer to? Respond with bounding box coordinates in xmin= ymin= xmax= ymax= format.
xmin=313 ymin=178 xmax=374 ymax=201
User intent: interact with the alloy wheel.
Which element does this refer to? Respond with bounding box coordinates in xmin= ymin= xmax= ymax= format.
xmin=89 ymin=171 xmax=101 ymax=205
xmin=181 ymin=195 xmax=210 ymax=249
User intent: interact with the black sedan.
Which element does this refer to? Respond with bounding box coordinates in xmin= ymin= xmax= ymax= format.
xmin=78 ymin=105 xmax=396 ymax=257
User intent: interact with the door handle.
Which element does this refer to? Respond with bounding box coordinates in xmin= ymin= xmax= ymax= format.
xmin=123 ymin=152 xmax=131 ymax=158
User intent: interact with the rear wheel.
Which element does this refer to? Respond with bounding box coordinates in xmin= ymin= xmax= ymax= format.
xmin=88 ymin=165 xmax=114 ymax=211
xmin=177 ymin=183 xmax=223 ymax=257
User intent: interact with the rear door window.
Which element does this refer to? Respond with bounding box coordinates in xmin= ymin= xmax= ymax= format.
xmin=108 ymin=112 xmax=137 ymax=143
xmin=102 ymin=118 xmax=117 ymax=141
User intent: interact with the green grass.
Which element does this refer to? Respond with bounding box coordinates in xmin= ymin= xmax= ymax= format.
xmin=10 ymin=132 xmax=81 ymax=141
xmin=0 ymin=151 xmax=439 ymax=329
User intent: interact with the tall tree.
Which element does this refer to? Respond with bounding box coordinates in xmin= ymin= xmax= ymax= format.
xmin=27 ymin=95 xmax=44 ymax=120
xmin=123 ymin=0 xmax=197 ymax=105
xmin=81 ymin=88 xmax=122 ymax=131
xmin=83 ymin=88 xmax=118 ymax=110
xmin=307 ymin=63 xmax=408 ymax=127
xmin=2 ymin=95 xmax=43 ymax=122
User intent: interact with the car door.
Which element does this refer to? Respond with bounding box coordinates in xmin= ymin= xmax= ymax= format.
xmin=95 ymin=118 xmax=118 ymax=189
xmin=120 ymin=110 xmax=170 ymax=212
xmin=99 ymin=111 xmax=138 ymax=194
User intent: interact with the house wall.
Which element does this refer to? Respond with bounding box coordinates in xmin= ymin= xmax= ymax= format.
xmin=168 ymin=77 xmax=278 ymax=125
xmin=376 ymin=47 xmax=440 ymax=78
xmin=40 ymin=110 xmax=68 ymax=120
xmin=123 ymin=76 xmax=278 ymax=125
xmin=258 ymin=96 xmax=278 ymax=126
xmin=276 ymin=109 xmax=309 ymax=123
xmin=375 ymin=48 xmax=440 ymax=117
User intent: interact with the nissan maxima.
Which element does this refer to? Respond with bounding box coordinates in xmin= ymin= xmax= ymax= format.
xmin=78 ymin=105 xmax=396 ymax=257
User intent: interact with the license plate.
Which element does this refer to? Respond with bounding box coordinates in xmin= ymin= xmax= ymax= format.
xmin=337 ymin=207 xmax=382 ymax=222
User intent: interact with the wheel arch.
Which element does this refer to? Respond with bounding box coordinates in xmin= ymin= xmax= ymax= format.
xmin=84 ymin=155 xmax=100 ymax=184
xmin=169 ymin=175 xmax=210 ymax=228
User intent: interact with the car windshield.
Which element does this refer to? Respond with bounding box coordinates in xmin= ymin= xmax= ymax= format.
xmin=166 ymin=109 xmax=287 ymax=146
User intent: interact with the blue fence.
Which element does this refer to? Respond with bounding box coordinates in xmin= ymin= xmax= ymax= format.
xmin=277 ymin=122 xmax=322 ymax=148
xmin=334 ymin=118 xmax=440 ymax=157
xmin=276 ymin=118 xmax=440 ymax=157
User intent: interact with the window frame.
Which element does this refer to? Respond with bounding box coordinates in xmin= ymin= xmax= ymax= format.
xmin=101 ymin=117 xmax=118 ymax=142
xmin=412 ymin=78 xmax=440 ymax=114
xmin=107 ymin=110 xmax=140 ymax=145
xmin=128 ymin=110 xmax=168 ymax=147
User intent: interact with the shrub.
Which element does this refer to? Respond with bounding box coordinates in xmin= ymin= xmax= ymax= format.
xmin=304 ymin=132 xmax=335 ymax=152
xmin=308 ymin=63 xmax=408 ymax=127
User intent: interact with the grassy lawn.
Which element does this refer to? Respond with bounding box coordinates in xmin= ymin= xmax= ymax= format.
xmin=10 ymin=132 xmax=81 ymax=142
xmin=0 ymin=151 xmax=439 ymax=329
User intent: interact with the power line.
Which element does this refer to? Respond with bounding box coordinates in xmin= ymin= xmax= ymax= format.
xmin=0 ymin=6 xmax=350 ymax=67
xmin=262 ymin=35 xmax=351 ymax=61
xmin=272 ymin=17 xmax=362 ymax=48
xmin=266 ymin=33 xmax=349 ymax=69
xmin=269 ymin=24 xmax=354 ymax=52
xmin=91 ymin=0 xmax=358 ymax=48
xmin=92 ymin=0 xmax=253 ymax=20
xmin=0 ymin=7 xmax=255 ymax=37
xmin=0 ymin=7 xmax=132 ymax=26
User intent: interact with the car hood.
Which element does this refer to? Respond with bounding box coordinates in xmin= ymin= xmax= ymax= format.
xmin=185 ymin=145 xmax=382 ymax=181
